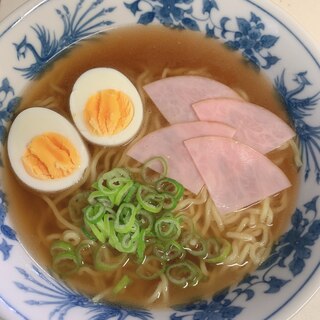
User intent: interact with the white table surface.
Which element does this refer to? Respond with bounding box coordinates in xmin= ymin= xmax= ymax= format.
xmin=1 ymin=0 xmax=320 ymax=319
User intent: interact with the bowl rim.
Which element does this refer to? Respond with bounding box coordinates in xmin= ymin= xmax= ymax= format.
xmin=1 ymin=1 xmax=320 ymax=320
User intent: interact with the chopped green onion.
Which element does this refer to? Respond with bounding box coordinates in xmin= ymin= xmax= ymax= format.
xmin=136 ymin=229 xmax=146 ymax=263
xmin=205 ymin=238 xmax=232 ymax=263
xmin=114 ymin=180 xmax=134 ymax=206
xmin=119 ymin=222 xmax=140 ymax=253
xmin=68 ymin=191 xmax=90 ymax=223
xmin=84 ymin=203 xmax=105 ymax=224
xmin=76 ymin=240 xmax=96 ymax=266
xmin=86 ymin=222 xmax=106 ymax=243
xmin=88 ymin=189 xmax=115 ymax=206
xmin=112 ymin=275 xmax=132 ymax=295
xmin=102 ymin=214 xmax=114 ymax=238
xmin=81 ymin=225 xmax=96 ymax=240
xmin=156 ymin=177 xmax=184 ymax=201
xmin=166 ymin=260 xmax=202 ymax=288
xmin=90 ymin=168 xmax=131 ymax=206
xmin=50 ymin=240 xmax=80 ymax=275
xmin=142 ymin=156 xmax=168 ymax=184
xmin=108 ymin=176 xmax=131 ymax=191
xmin=84 ymin=206 xmax=116 ymax=244
xmin=136 ymin=209 xmax=154 ymax=232
xmin=108 ymin=220 xmax=140 ymax=253
xmin=114 ymin=203 xmax=139 ymax=234
xmin=136 ymin=185 xmax=164 ymax=213
xmin=161 ymin=192 xmax=177 ymax=211
xmin=52 ymin=251 xmax=79 ymax=275
xmin=182 ymin=233 xmax=207 ymax=257
xmin=50 ymin=240 xmax=74 ymax=256
xmin=94 ymin=244 xmax=128 ymax=271
xmin=65 ymin=163 xmax=218 ymax=285
xmin=136 ymin=256 xmax=165 ymax=280
xmin=100 ymin=168 xmax=131 ymax=190
xmin=123 ymin=182 xmax=140 ymax=203
xmin=154 ymin=215 xmax=181 ymax=241
xmin=108 ymin=220 xmax=121 ymax=250
xmin=153 ymin=240 xmax=185 ymax=261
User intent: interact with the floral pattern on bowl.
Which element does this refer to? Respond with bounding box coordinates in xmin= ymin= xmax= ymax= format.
xmin=1 ymin=0 xmax=320 ymax=319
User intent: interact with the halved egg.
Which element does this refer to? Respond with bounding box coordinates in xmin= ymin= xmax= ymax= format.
xmin=69 ymin=68 xmax=143 ymax=146
xmin=7 ymin=107 xmax=90 ymax=192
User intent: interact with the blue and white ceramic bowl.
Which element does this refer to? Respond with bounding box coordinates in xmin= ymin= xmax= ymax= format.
xmin=1 ymin=0 xmax=320 ymax=319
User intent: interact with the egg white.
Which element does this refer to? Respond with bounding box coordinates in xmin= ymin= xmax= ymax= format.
xmin=69 ymin=68 xmax=144 ymax=146
xmin=7 ymin=107 xmax=90 ymax=192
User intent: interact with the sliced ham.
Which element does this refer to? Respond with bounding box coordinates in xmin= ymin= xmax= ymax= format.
xmin=184 ymin=136 xmax=291 ymax=215
xmin=127 ymin=122 xmax=236 ymax=194
xmin=193 ymin=98 xmax=295 ymax=154
xmin=144 ymin=76 xmax=241 ymax=124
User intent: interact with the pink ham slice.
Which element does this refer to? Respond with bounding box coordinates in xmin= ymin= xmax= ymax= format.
xmin=127 ymin=122 xmax=236 ymax=194
xmin=185 ymin=136 xmax=291 ymax=215
xmin=144 ymin=76 xmax=241 ymax=124
xmin=193 ymin=98 xmax=295 ymax=154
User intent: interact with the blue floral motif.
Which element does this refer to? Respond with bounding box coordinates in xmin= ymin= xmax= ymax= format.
xmin=170 ymin=196 xmax=320 ymax=319
xmin=275 ymin=70 xmax=320 ymax=183
xmin=259 ymin=196 xmax=320 ymax=277
xmin=0 ymin=188 xmax=17 ymax=262
xmin=171 ymin=290 xmax=242 ymax=320
xmin=0 ymin=78 xmax=20 ymax=146
xmin=124 ymin=1 xmax=280 ymax=69
xmin=125 ymin=0 xmax=200 ymax=30
xmin=223 ymin=13 xmax=279 ymax=69
xmin=13 ymin=0 xmax=281 ymax=75
xmin=14 ymin=0 xmax=115 ymax=79
xmin=15 ymin=265 xmax=153 ymax=320
xmin=0 ymin=77 xmax=19 ymax=261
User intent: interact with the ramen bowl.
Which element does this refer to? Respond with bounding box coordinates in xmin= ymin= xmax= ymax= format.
xmin=0 ymin=0 xmax=320 ymax=319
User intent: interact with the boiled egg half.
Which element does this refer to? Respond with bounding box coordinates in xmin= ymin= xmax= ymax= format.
xmin=69 ymin=68 xmax=143 ymax=146
xmin=7 ymin=107 xmax=89 ymax=192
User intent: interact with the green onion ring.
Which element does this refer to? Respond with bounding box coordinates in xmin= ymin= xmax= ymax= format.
xmin=94 ymin=243 xmax=128 ymax=271
xmin=86 ymin=222 xmax=107 ymax=243
xmin=76 ymin=240 xmax=96 ymax=265
xmin=136 ymin=229 xmax=146 ymax=263
xmin=50 ymin=240 xmax=74 ymax=256
xmin=166 ymin=260 xmax=202 ymax=288
xmin=68 ymin=191 xmax=90 ymax=223
xmin=123 ymin=182 xmax=140 ymax=203
xmin=114 ymin=203 xmax=138 ymax=234
xmin=136 ymin=256 xmax=165 ymax=280
xmin=141 ymin=156 xmax=168 ymax=184
xmin=154 ymin=216 xmax=181 ymax=241
xmin=181 ymin=233 xmax=208 ymax=257
xmin=84 ymin=203 xmax=105 ymax=224
xmin=136 ymin=209 xmax=154 ymax=232
xmin=161 ymin=192 xmax=177 ymax=211
xmin=114 ymin=182 xmax=135 ymax=211
xmin=153 ymin=240 xmax=185 ymax=261
xmin=101 ymin=168 xmax=131 ymax=190
xmin=155 ymin=177 xmax=184 ymax=201
xmin=118 ymin=222 xmax=140 ymax=253
xmin=112 ymin=275 xmax=132 ymax=295
xmin=205 ymin=238 xmax=232 ymax=263
xmin=136 ymin=185 xmax=164 ymax=213
xmin=52 ymin=251 xmax=79 ymax=275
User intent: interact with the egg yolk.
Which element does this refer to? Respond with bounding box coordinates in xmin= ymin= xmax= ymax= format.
xmin=84 ymin=89 xmax=134 ymax=136
xmin=22 ymin=132 xmax=81 ymax=180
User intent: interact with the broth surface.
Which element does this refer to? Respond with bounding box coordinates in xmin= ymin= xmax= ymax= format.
xmin=4 ymin=25 xmax=298 ymax=308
